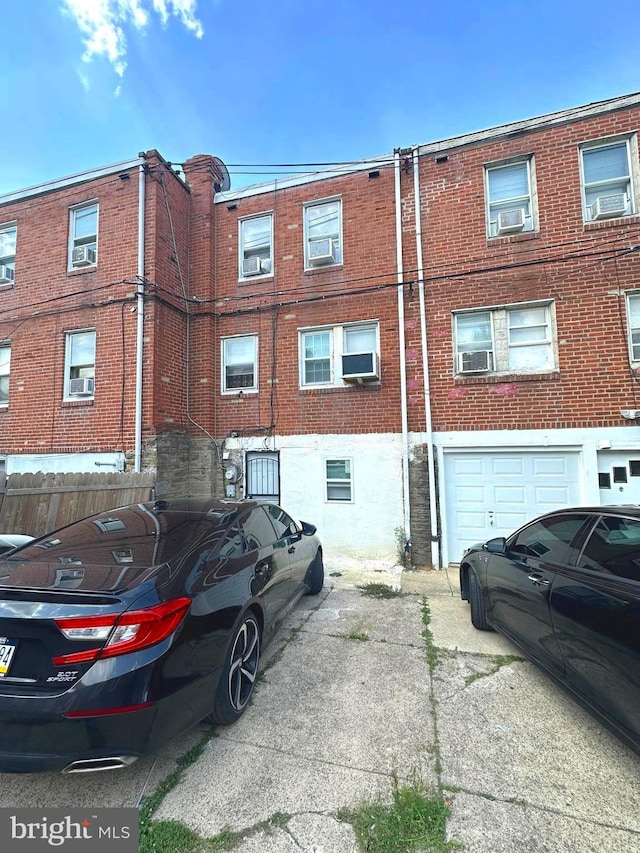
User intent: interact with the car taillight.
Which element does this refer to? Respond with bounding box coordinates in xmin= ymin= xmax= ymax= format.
xmin=53 ymin=598 xmax=191 ymax=666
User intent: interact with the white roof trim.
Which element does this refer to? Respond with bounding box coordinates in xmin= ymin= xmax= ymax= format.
xmin=0 ymin=157 xmax=144 ymax=206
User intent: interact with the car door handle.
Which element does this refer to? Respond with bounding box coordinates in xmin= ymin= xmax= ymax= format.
xmin=287 ymin=546 xmax=296 ymax=554
xmin=528 ymin=573 xmax=550 ymax=587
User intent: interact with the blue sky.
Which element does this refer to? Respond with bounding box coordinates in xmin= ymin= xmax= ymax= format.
xmin=2 ymin=0 xmax=640 ymax=196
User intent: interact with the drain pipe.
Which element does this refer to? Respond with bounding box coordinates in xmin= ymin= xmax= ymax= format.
xmin=394 ymin=150 xmax=411 ymax=542
xmin=134 ymin=161 xmax=146 ymax=473
xmin=413 ymin=149 xmax=441 ymax=569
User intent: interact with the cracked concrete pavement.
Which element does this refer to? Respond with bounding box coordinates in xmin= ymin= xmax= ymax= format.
xmin=0 ymin=567 xmax=638 ymax=852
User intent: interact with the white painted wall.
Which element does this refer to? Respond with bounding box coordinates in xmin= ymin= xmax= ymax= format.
xmin=6 ymin=453 xmax=125 ymax=475
xmin=235 ymin=433 xmax=406 ymax=562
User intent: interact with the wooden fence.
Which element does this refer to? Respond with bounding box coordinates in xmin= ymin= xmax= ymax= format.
xmin=0 ymin=472 xmax=156 ymax=538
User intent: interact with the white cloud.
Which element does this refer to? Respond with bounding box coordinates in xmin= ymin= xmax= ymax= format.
xmin=61 ymin=0 xmax=203 ymax=78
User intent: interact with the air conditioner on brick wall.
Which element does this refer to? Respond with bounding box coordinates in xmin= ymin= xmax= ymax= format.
xmin=590 ymin=194 xmax=627 ymax=220
xmin=69 ymin=378 xmax=95 ymax=396
xmin=496 ymin=207 xmax=526 ymax=235
xmin=341 ymin=352 xmax=380 ymax=382
xmin=72 ymin=246 xmax=96 ymax=267
xmin=458 ymin=350 xmax=493 ymax=373
xmin=308 ymin=238 xmax=336 ymax=266
xmin=0 ymin=265 xmax=14 ymax=284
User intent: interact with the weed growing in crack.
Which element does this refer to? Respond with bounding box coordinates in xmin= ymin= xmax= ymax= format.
xmin=357 ymin=582 xmax=402 ymax=599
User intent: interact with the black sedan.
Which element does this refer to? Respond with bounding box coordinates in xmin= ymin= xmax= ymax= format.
xmin=460 ymin=506 xmax=640 ymax=755
xmin=0 ymin=498 xmax=323 ymax=773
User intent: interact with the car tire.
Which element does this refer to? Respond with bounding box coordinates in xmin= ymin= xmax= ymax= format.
xmin=468 ymin=570 xmax=492 ymax=631
xmin=206 ymin=612 xmax=261 ymax=725
xmin=305 ymin=548 xmax=324 ymax=595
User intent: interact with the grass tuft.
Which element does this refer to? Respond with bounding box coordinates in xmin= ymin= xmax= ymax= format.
xmin=339 ymin=774 xmax=461 ymax=852
xmin=343 ymin=629 xmax=370 ymax=641
xmin=357 ymin=582 xmax=402 ymax=599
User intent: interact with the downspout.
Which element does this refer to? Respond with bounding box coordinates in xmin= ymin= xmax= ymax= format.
xmin=394 ymin=150 xmax=411 ymax=542
xmin=413 ymin=149 xmax=441 ymax=569
xmin=134 ymin=162 xmax=146 ymax=473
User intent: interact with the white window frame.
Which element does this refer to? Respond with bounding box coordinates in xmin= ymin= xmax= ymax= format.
xmin=68 ymin=202 xmax=98 ymax=270
xmin=485 ymin=157 xmax=536 ymax=238
xmin=325 ymin=458 xmax=353 ymax=503
xmin=299 ymin=321 xmax=379 ymax=388
xmin=453 ymin=301 xmax=555 ymax=376
xmin=0 ymin=343 xmax=10 ymax=407
xmin=0 ymin=222 xmax=17 ymax=284
xmin=304 ymin=197 xmax=343 ymax=269
xmin=627 ymin=292 xmax=640 ymax=362
xmin=579 ymin=136 xmax=638 ymax=222
xmin=222 ymin=334 xmax=258 ymax=394
xmin=64 ymin=329 xmax=96 ymax=400
xmin=238 ymin=213 xmax=273 ymax=280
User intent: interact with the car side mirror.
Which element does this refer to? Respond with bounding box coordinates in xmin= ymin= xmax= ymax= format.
xmin=485 ymin=537 xmax=507 ymax=555
xmin=299 ymin=521 xmax=317 ymax=537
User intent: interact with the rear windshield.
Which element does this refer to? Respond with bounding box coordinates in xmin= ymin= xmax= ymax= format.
xmin=0 ymin=506 xmax=230 ymax=592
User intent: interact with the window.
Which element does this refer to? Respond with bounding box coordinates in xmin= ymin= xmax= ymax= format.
xmin=241 ymin=507 xmax=278 ymax=550
xmin=326 ymin=459 xmax=352 ymax=502
xmin=239 ymin=214 xmax=272 ymax=278
xmin=222 ymin=335 xmax=257 ymax=393
xmin=626 ymin=293 xmax=640 ymax=361
xmin=578 ymin=515 xmax=640 ymax=581
xmin=509 ymin=513 xmax=588 ymax=564
xmin=300 ymin=322 xmax=379 ymax=387
xmin=0 ymin=223 xmax=16 ymax=285
xmin=485 ymin=159 xmax=535 ymax=237
xmin=69 ymin=203 xmax=98 ymax=268
xmin=580 ymin=138 xmax=636 ymax=222
xmin=0 ymin=344 xmax=10 ymax=406
xmin=454 ymin=302 xmax=554 ymax=375
xmin=64 ymin=329 xmax=96 ymax=399
xmin=304 ymin=199 xmax=342 ymax=268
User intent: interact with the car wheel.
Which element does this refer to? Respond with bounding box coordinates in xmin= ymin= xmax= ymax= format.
xmin=305 ymin=548 xmax=324 ymax=595
xmin=206 ymin=612 xmax=261 ymax=725
xmin=468 ymin=570 xmax=492 ymax=631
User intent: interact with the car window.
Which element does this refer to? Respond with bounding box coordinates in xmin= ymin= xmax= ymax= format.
xmin=219 ymin=524 xmax=245 ymax=559
xmin=241 ymin=508 xmax=278 ymax=551
xmin=578 ymin=516 xmax=640 ymax=581
xmin=508 ymin=514 xmax=588 ymax=563
xmin=266 ymin=504 xmax=295 ymax=539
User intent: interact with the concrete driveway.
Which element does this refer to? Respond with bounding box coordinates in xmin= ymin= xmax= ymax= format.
xmin=0 ymin=569 xmax=638 ymax=852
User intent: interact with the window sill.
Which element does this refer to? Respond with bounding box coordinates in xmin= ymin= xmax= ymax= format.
xmin=300 ymin=382 xmax=381 ymax=393
xmin=61 ymin=398 xmax=95 ymax=407
xmin=486 ymin=230 xmax=538 ymax=246
xmin=583 ymin=214 xmax=640 ymax=231
xmin=454 ymin=371 xmax=560 ymax=385
xmin=303 ymin=263 xmax=343 ymax=275
xmin=0 ymin=282 xmax=14 ymax=292
xmin=67 ymin=266 xmax=98 ymax=276
xmin=238 ymin=274 xmax=273 ymax=286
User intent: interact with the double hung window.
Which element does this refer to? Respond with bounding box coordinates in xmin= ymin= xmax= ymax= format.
xmin=485 ymin=159 xmax=535 ymax=237
xmin=222 ymin=335 xmax=258 ymax=393
xmin=326 ymin=459 xmax=352 ymax=502
xmin=69 ymin=203 xmax=98 ymax=268
xmin=580 ymin=139 xmax=636 ymax=222
xmin=0 ymin=344 xmax=10 ymax=406
xmin=239 ymin=215 xmax=272 ymax=278
xmin=304 ymin=199 xmax=342 ymax=268
xmin=0 ymin=224 xmax=16 ymax=284
xmin=65 ymin=330 xmax=96 ymax=399
xmin=300 ymin=322 xmax=379 ymax=387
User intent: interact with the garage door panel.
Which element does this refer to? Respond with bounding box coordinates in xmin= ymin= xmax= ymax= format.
xmin=445 ymin=450 xmax=582 ymax=563
xmin=492 ymin=458 xmax=524 ymax=476
xmin=494 ymin=486 xmax=526 ymax=504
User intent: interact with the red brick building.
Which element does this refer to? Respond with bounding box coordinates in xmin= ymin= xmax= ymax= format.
xmin=1 ymin=92 xmax=639 ymax=565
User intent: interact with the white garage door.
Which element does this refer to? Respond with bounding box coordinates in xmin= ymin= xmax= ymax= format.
xmin=444 ymin=450 xmax=583 ymax=563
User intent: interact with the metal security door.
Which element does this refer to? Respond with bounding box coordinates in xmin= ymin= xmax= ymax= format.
xmin=246 ymin=452 xmax=280 ymax=503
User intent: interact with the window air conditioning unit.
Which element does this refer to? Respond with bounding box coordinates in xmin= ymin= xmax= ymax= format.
xmin=71 ymin=246 xmax=96 ymax=267
xmin=308 ymin=238 xmax=336 ymax=266
xmin=0 ymin=265 xmax=14 ymax=284
xmin=341 ymin=352 xmax=380 ymax=382
xmin=242 ymin=256 xmax=263 ymax=276
xmin=496 ymin=208 xmax=526 ymax=235
xmin=458 ymin=350 xmax=493 ymax=373
xmin=69 ymin=378 xmax=95 ymax=396
xmin=590 ymin=194 xmax=627 ymax=220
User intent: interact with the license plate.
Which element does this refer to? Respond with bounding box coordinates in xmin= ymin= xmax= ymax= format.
xmin=0 ymin=641 xmax=17 ymax=677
